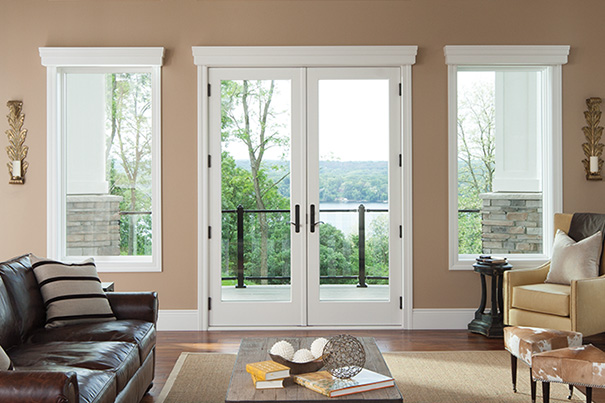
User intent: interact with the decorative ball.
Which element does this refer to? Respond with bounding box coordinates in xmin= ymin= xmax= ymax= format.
xmin=292 ymin=348 xmax=315 ymax=363
xmin=270 ymin=340 xmax=294 ymax=361
xmin=323 ymin=334 xmax=366 ymax=379
xmin=311 ymin=337 xmax=329 ymax=359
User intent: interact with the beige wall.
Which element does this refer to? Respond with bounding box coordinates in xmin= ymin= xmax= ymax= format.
xmin=1 ymin=0 xmax=605 ymax=311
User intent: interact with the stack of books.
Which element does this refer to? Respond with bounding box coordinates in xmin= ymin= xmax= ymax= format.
xmin=245 ymin=360 xmax=290 ymax=389
xmin=476 ymin=255 xmax=507 ymax=265
xmin=293 ymin=368 xmax=395 ymax=397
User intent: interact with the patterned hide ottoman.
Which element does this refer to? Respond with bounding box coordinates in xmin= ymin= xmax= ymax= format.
xmin=533 ymin=344 xmax=605 ymax=403
xmin=503 ymin=326 xmax=583 ymax=402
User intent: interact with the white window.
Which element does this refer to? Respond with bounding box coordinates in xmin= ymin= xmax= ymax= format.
xmin=40 ymin=48 xmax=164 ymax=272
xmin=445 ymin=45 xmax=569 ymax=270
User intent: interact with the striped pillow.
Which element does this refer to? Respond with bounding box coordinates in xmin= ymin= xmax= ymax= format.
xmin=0 ymin=345 xmax=13 ymax=370
xmin=31 ymin=256 xmax=116 ymax=328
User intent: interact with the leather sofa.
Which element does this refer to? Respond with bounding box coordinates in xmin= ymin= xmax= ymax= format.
xmin=0 ymin=254 xmax=157 ymax=403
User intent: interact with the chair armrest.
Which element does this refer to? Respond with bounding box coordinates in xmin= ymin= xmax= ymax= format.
xmin=107 ymin=292 xmax=158 ymax=324
xmin=503 ymin=262 xmax=550 ymax=324
xmin=0 ymin=370 xmax=78 ymax=402
xmin=572 ymin=275 xmax=605 ymax=336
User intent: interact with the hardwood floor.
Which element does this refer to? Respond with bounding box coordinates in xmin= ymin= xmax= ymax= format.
xmin=141 ymin=330 xmax=605 ymax=402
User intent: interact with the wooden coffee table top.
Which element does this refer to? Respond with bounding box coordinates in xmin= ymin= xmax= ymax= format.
xmin=225 ymin=337 xmax=403 ymax=403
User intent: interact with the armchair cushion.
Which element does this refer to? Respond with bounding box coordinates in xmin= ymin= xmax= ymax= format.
xmin=545 ymin=230 xmax=602 ymax=285
xmin=512 ymin=283 xmax=570 ymax=316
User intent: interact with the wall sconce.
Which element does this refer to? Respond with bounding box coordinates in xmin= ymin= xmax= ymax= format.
xmin=5 ymin=100 xmax=28 ymax=184
xmin=582 ymin=97 xmax=604 ymax=181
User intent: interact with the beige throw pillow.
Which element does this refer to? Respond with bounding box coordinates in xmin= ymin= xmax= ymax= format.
xmin=0 ymin=345 xmax=13 ymax=370
xmin=545 ymin=229 xmax=603 ymax=285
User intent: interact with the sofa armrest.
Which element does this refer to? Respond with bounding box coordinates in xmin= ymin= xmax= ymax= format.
xmin=572 ymin=275 xmax=605 ymax=336
xmin=503 ymin=262 xmax=550 ymax=324
xmin=107 ymin=292 xmax=158 ymax=324
xmin=0 ymin=370 xmax=78 ymax=402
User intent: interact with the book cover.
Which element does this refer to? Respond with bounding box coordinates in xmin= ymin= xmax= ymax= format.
xmin=250 ymin=373 xmax=285 ymax=389
xmin=293 ymin=369 xmax=395 ymax=397
xmin=245 ymin=360 xmax=290 ymax=381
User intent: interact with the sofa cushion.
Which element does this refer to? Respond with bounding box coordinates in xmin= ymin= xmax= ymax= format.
xmin=0 ymin=255 xmax=46 ymax=343
xmin=545 ymin=229 xmax=602 ymax=285
xmin=512 ymin=283 xmax=571 ymax=317
xmin=0 ymin=276 xmax=20 ymax=349
xmin=0 ymin=345 xmax=12 ymax=370
xmin=31 ymin=256 xmax=116 ymax=328
xmin=28 ymin=319 xmax=155 ymax=364
xmin=10 ymin=341 xmax=139 ymax=393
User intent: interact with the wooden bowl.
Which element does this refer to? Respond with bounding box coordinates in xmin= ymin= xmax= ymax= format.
xmin=269 ymin=353 xmax=324 ymax=375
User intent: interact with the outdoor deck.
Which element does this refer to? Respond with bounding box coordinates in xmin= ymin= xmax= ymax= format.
xmin=221 ymin=284 xmax=390 ymax=301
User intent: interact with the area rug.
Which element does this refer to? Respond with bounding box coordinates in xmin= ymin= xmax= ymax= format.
xmin=156 ymin=350 xmax=585 ymax=402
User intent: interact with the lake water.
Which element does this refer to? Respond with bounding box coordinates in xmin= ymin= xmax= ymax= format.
xmin=318 ymin=202 xmax=389 ymax=236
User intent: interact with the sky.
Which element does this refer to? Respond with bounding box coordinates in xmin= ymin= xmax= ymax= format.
xmin=222 ymin=78 xmax=390 ymax=162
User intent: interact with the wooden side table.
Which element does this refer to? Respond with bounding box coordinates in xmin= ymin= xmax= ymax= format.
xmin=468 ymin=262 xmax=512 ymax=338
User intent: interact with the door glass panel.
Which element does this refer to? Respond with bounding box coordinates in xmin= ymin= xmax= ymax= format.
xmin=317 ymin=79 xmax=390 ymax=301
xmin=220 ymin=79 xmax=292 ymax=302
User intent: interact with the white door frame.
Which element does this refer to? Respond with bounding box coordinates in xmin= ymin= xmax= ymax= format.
xmin=193 ymin=46 xmax=417 ymax=330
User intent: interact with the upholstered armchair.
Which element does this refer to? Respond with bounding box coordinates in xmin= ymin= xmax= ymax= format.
xmin=503 ymin=213 xmax=605 ymax=337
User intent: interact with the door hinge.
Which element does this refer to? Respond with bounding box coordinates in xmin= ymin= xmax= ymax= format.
xmin=208 ymin=226 xmax=212 ymax=239
xmin=208 ymin=155 xmax=212 ymax=168
xmin=399 ymin=225 xmax=402 ymax=238
xmin=208 ymin=297 xmax=212 ymax=310
xmin=399 ymin=154 xmax=402 ymax=167
xmin=399 ymin=83 xmax=402 ymax=96
xmin=399 ymin=296 xmax=403 ymax=310
xmin=208 ymin=84 xmax=211 ymax=97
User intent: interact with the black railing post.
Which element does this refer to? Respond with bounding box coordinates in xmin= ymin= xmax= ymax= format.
xmin=357 ymin=204 xmax=367 ymax=288
xmin=236 ymin=204 xmax=246 ymax=288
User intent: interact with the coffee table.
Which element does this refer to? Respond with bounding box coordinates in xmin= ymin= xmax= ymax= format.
xmin=225 ymin=337 xmax=403 ymax=403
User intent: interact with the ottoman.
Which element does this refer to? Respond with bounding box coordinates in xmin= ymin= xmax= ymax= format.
xmin=533 ymin=344 xmax=605 ymax=403
xmin=504 ymin=326 xmax=582 ymax=402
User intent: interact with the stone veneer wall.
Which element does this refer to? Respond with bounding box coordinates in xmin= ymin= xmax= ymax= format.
xmin=66 ymin=195 xmax=123 ymax=256
xmin=479 ymin=192 xmax=543 ymax=254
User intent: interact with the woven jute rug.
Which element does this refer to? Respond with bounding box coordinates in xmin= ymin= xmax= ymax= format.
xmin=157 ymin=350 xmax=585 ymax=402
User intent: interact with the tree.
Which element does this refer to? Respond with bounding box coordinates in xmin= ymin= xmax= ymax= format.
xmin=457 ymin=77 xmax=495 ymax=254
xmin=221 ymin=80 xmax=290 ymax=282
xmin=106 ymin=73 xmax=153 ymax=255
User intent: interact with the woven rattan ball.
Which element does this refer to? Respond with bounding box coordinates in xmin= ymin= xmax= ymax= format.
xmin=322 ymin=334 xmax=366 ymax=378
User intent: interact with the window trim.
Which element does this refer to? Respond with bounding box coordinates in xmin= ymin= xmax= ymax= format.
xmin=444 ymin=45 xmax=569 ymax=271
xmin=40 ymin=47 xmax=164 ymax=272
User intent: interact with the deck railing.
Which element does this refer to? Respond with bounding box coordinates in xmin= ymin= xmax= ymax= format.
xmin=221 ymin=204 xmax=389 ymax=288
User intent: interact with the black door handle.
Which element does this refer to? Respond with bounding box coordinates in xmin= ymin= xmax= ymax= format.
xmin=290 ymin=204 xmax=300 ymax=233
xmin=310 ymin=204 xmax=324 ymax=233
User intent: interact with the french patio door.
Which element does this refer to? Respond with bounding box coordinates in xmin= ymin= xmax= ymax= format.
xmin=208 ymin=67 xmax=402 ymax=327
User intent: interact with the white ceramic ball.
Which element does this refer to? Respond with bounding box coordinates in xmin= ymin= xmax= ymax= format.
xmin=292 ymin=348 xmax=315 ymax=363
xmin=310 ymin=337 xmax=329 ymax=359
xmin=270 ymin=340 xmax=294 ymax=361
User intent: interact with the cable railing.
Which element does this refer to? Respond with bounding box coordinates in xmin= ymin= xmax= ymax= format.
xmin=222 ymin=204 xmax=389 ymax=288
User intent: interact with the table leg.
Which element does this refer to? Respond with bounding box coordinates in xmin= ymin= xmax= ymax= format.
xmin=477 ymin=273 xmax=487 ymax=315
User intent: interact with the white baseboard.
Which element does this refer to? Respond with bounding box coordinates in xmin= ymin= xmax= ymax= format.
xmin=157 ymin=308 xmax=476 ymax=331
xmin=412 ymin=308 xmax=475 ymax=330
xmin=157 ymin=310 xmax=200 ymax=331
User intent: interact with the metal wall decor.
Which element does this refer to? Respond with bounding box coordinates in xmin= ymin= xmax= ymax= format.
xmin=5 ymin=100 xmax=28 ymax=184
xmin=322 ymin=334 xmax=366 ymax=379
xmin=582 ymin=97 xmax=603 ymax=181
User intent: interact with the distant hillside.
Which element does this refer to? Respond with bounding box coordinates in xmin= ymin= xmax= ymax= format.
xmin=235 ymin=159 xmax=388 ymax=203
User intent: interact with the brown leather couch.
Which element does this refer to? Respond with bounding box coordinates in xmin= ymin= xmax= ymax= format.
xmin=0 ymin=254 xmax=158 ymax=403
